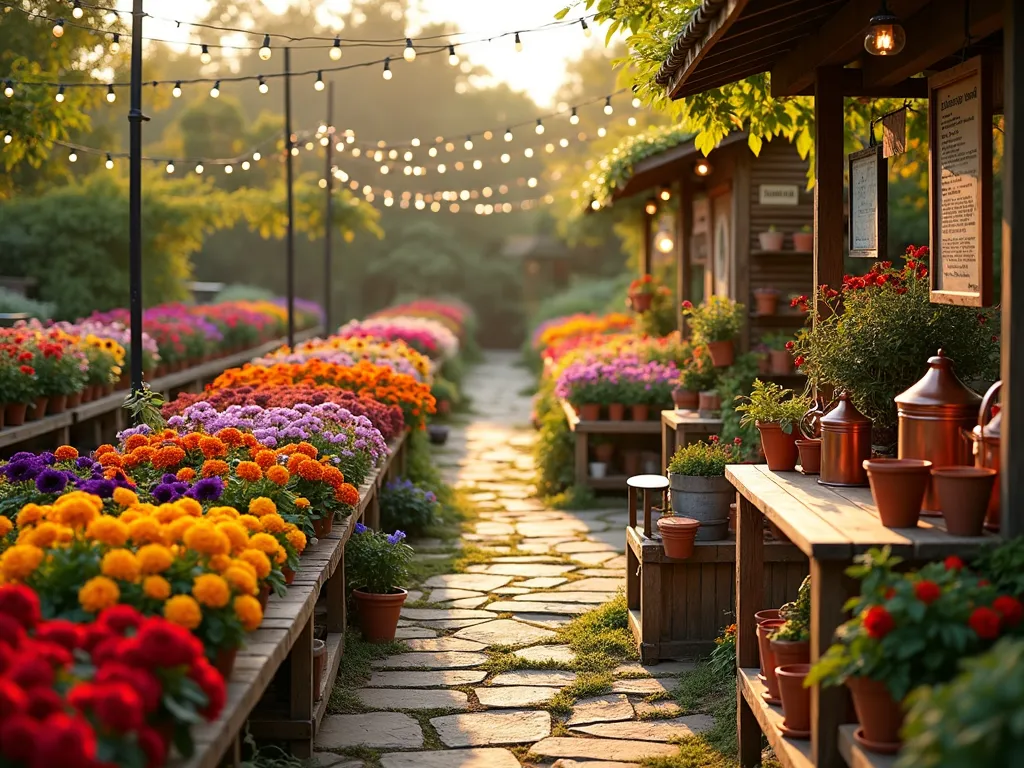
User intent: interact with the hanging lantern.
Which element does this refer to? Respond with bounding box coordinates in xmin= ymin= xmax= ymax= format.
xmin=864 ymin=2 xmax=906 ymax=56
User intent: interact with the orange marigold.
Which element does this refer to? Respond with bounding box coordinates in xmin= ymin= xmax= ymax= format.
xmin=199 ymin=436 xmax=228 ymax=459
xmin=180 ymin=433 xmax=202 ymax=452
xmin=322 ymin=466 xmax=345 ymax=488
xmin=335 ymin=483 xmax=360 ymax=506
xmin=254 ymin=450 xmax=278 ymax=469
xmin=248 ymin=497 xmax=277 ymax=517
xmin=295 ymin=497 xmax=311 ymax=509
xmin=95 ymin=444 xmax=116 ymax=456
xmin=296 ymin=461 xmax=324 ymax=482
xmin=242 ymin=433 xmax=260 ymax=449
xmin=201 ymin=459 xmax=230 ymax=478
xmin=236 ymin=461 xmax=263 ymax=483
xmin=176 ymin=467 xmax=197 ymax=482
xmin=130 ymin=446 xmax=156 ymax=463
xmin=54 ymin=445 xmax=79 ymax=462
xmin=123 ymin=434 xmax=149 ymax=452
xmin=286 ymin=453 xmax=308 ymax=474
xmin=97 ymin=452 xmax=124 ymax=468
xmin=152 ymin=446 xmax=186 ymax=470
xmin=266 ymin=465 xmax=290 ymax=486
xmin=216 ymin=427 xmax=245 ymax=447
xmin=294 ymin=442 xmax=318 ymax=458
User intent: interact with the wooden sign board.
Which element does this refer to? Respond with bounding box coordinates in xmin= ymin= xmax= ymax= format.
xmin=848 ymin=145 xmax=887 ymax=259
xmin=928 ymin=55 xmax=993 ymax=306
xmin=758 ymin=184 xmax=799 ymax=205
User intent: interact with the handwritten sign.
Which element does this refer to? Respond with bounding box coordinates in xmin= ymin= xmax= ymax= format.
xmin=848 ymin=145 xmax=887 ymax=259
xmin=758 ymin=184 xmax=799 ymax=205
xmin=929 ymin=56 xmax=992 ymax=306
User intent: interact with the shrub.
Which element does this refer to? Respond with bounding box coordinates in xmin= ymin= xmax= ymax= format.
xmin=735 ymin=379 xmax=811 ymax=434
xmin=380 ymin=479 xmax=440 ymax=536
xmin=667 ymin=436 xmax=741 ymax=476
xmin=0 ymin=288 xmax=54 ymax=319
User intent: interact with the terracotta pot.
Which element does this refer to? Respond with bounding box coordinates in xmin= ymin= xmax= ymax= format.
xmin=863 ymin=459 xmax=933 ymax=529
xmin=796 ymin=439 xmax=821 ymax=474
xmin=27 ymin=396 xmax=48 ymax=421
xmin=5 ymin=402 xmax=27 ymax=427
xmin=312 ymin=517 xmax=328 ymax=538
xmin=608 ymin=403 xmax=626 ymax=421
xmin=313 ymin=639 xmax=327 ymax=701
xmin=66 ymin=391 xmax=82 ymax=409
xmin=792 ymin=231 xmax=814 ymax=252
xmin=753 ymin=289 xmax=780 ymax=316
xmin=769 ymin=349 xmax=794 ymax=375
xmin=706 ymin=340 xmax=735 ymax=367
xmin=673 ymin=387 xmax=699 ymax=410
xmin=594 ymin=443 xmax=614 ymax=464
xmin=757 ymin=422 xmax=799 ymax=471
xmin=770 ymin=638 xmax=810 ymax=667
xmin=81 ymin=386 xmax=94 ymax=403
xmin=754 ymin=609 xmax=782 ymax=625
xmin=47 ymin=394 xmax=68 ymax=414
xmin=258 ymin=584 xmax=270 ymax=612
xmin=353 ymin=588 xmax=408 ymax=643
xmin=103 ymin=384 xmax=114 ymax=396
xmin=776 ymin=664 xmax=812 ymax=736
xmin=214 ymin=646 xmax=238 ymax=679
xmin=578 ymin=403 xmax=601 ymax=422
xmin=630 ymin=404 xmax=650 ymax=422
xmin=282 ymin=566 xmax=296 ymax=585
xmin=847 ymin=676 xmax=904 ymax=753
xmin=321 ymin=513 xmax=334 ymax=537
xmin=155 ymin=365 xmax=168 ymax=378
xmin=698 ymin=391 xmax=721 ymax=414
xmin=437 ymin=400 xmax=451 ymax=417
xmin=629 ymin=292 xmax=653 ymax=312
xmin=759 ymin=231 xmax=785 ymax=251
xmin=756 ymin=619 xmax=786 ymax=702
xmin=932 ymin=466 xmax=997 ymax=536
xmin=623 ymin=450 xmax=642 ymax=477
xmin=656 ymin=516 xmax=700 ymax=559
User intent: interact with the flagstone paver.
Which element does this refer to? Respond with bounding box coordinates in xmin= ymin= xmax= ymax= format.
xmin=400 ymin=608 xmax=494 ymax=621
xmin=431 ymin=710 xmax=552 ymax=747
xmin=475 ymin=685 xmax=559 ymax=707
xmin=453 ymin=618 xmax=557 ymax=645
xmin=355 ymin=688 xmax=470 ymax=710
xmin=487 ymin=600 xmax=590 ymax=615
xmin=516 ymin=576 xmax=569 ymax=589
xmin=481 ymin=563 xmax=577 ymax=577
xmin=558 ymin=578 xmax=625 ymax=592
xmin=514 ymin=591 xmax=617 ymax=604
xmin=380 ymin=749 xmax=521 ymax=768
xmin=422 ymin=573 xmax=513 ymax=591
xmin=426 ymin=588 xmax=486 ymax=603
xmin=365 ymin=670 xmax=488 ymax=687
xmin=317 ymin=713 xmax=423 ymax=749
xmin=613 ymin=660 xmax=694 ymax=678
xmin=371 ymin=651 xmax=488 ymax=669
xmin=404 ymin=637 xmax=487 ymax=652
xmin=513 ymin=644 xmax=576 ymax=664
xmin=530 ymin=737 xmax=679 ymax=761
xmin=444 ymin=596 xmax=491 ymax=609
xmin=551 ymin=761 xmax=637 ymax=768
xmin=566 ymin=694 xmax=635 ymax=726
xmin=633 ymin=700 xmax=684 ymax=718
xmin=569 ymin=714 xmax=715 ymax=741
xmin=394 ymin=627 xmax=437 ymax=640
xmin=611 ymin=678 xmax=673 ymax=695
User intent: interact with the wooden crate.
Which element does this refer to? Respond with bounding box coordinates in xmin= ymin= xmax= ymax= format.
xmin=625 ymin=525 xmax=806 ymax=663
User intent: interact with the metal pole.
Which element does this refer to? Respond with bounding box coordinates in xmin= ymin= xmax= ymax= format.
xmin=323 ymin=82 xmax=334 ymax=333
xmin=128 ymin=0 xmax=148 ymax=395
xmin=284 ymin=47 xmax=296 ymax=348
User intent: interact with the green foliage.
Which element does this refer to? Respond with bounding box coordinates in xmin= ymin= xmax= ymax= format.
xmin=708 ymin=624 xmax=737 ymax=679
xmin=379 ymin=479 xmax=440 ymax=537
xmin=715 ymin=353 xmax=762 ymax=458
xmin=735 ymin=379 xmax=810 ymax=434
xmin=771 ymin=575 xmax=811 ymax=642
xmin=344 ymin=528 xmax=414 ymax=595
xmin=898 ymin=637 xmax=1024 ymax=768
xmin=534 ymin=380 xmax=578 ymax=497
xmin=216 ymin=285 xmax=276 ymax=303
xmin=683 ymin=296 xmax=744 ymax=343
xmin=558 ymin=594 xmax=637 ymax=671
xmin=122 ymin=385 xmax=166 ymax=432
xmin=761 ymin=331 xmax=794 ymax=351
xmin=972 ymin=538 xmax=1024 ymax=599
xmin=678 ymin=347 xmax=717 ymax=393
xmin=0 ymin=288 xmax=54 ymax=319
xmin=636 ymin=282 xmax=678 ymax=338
xmin=667 ymin=438 xmax=739 ymax=477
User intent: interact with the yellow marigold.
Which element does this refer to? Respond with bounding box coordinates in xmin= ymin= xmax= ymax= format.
xmin=234 ymin=594 xmax=263 ymax=632
xmin=54 ymin=445 xmax=79 ymax=461
xmin=224 ymin=566 xmax=258 ymax=597
xmin=79 ymin=576 xmax=120 ymax=613
xmin=177 ymin=498 xmax=203 ymax=518
xmin=286 ymin=454 xmax=308 ymax=474
xmin=137 ymin=543 xmax=174 ymax=574
xmin=0 ymin=544 xmax=44 ymax=581
xmin=294 ymin=442 xmax=318 ymax=458
xmin=248 ymin=497 xmax=277 ymax=517
xmin=0 ymin=517 xmax=11 ymax=538
xmin=183 ymin=522 xmax=231 ymax=557
xmin=254 ymin=450 xmax=278 ymax=469
xmin=164 ymin=594 xmax=202 ymax=629
xmin=20 ymin=522 xmax=63 ymax=549
xmin=152 ymin=446 xmax=186 ymax=470
xmin=236 ymin=461 xmax=263 ymax=483
xmin=238 ymin=548 xmax=272 ymax=579
xmin=166 ymin=516 xmax=197 ymax=543
xmin=16 ymin=504 xmax=44 ymax=527
xmin=207 ymin=506 xmax=238 ymax=519
xmin=285 ymin=529 xmax=307 ymax=554
xmin=112 ymin=487 xmax=139 ymax=508
xmin=176 ymin=467 xmax=196 ymax=482
xmin=54 ymin=494 xmax=101 ymax=528
xmin=85 ymin=517 xmax=128 ymax=548
xmin=208 ymin=553 xmax=232 ymax=572
xmin=259 ymin=514 xmax=288 ymax=534
xmin=192 ymin=573 xmax=231 ymax=608
xmin=217 ymin=521 xmax=250 ymax=553
xmin=294 ymin=497 xmax=311 ymax=510
xmin=123 ymin=434 xmax=149 ymax=451
xmin=101 ymin=549 xmax=141 ymax=582
xmin=142 ymin=575 xmax=171 ymax=600
xmin=266 ymin=465 xmax=290 ymax=486
xmin=296 ymin=461 xmax=324 ymax=482
xmin=127 ymin=516 xmax=164 ymax=545
xmin=152 ymin=504 xmax=182 ymax=525
xmin=201 ymin=459 xmax=230 ymax=478
xmin=237 ymin=515 xmax=262 ymax=533
xmin=199 ymin=436 xmax=228 ymax=459
xmin=247 ymin=533 xmax=280 ymax=555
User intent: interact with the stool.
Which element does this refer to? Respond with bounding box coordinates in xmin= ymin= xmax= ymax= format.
xmin=627 ymin=474 xmax=669 ymax=539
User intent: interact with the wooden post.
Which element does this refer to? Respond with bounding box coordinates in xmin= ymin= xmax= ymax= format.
xmin=810 ymin=558 xmax=849 ymax=768
xmin=1002 ymin=0 xmax=1024 ymax=537
xmin=677 ymin=176 xmax=692 ymax=333
xmin=813 ymin=67 xmax=846 ymax=320
xmin=642 ymin=208 xmax=653 ymax=276
xmin=288 ymin=615 xmax=314 ymax=758
xmin=733 ymin=153 xmax=752 ymax=350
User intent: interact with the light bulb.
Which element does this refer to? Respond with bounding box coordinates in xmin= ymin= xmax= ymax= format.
xmin=628 ymin=116 xmax=637 ymax=126
xmin=3 ymin=132 xmax=11 ymax=145
xmin=632 ymin=96 xmax=642 ymax=109
xmin=330 ymin=38 xmax=342 ymax=60
xmin=55 ymin=85 xmax=65 ymax=103
xmin=258 ymin=35 xmax=272 ymax=61
xmin=314 ymin=71 xmax=325 ymax=91
xmin=195 ymin=163 xmax=204 ymax=174
xmin=644 ymin=199 xmax=658 ymax=216
xmin=448 ymin=45 xmax=459 ymax=66
xmin=411 ymin=137 xmax=420 ymax=146
xmin=864 ymin=5 xmax=906 ymax=56
xmin=438 ymin=164 xmax=446 ymax=173
xmin=106 ymin=85 xmax=116 ymax=103
xmin=524 ymin=147 xmax=534 ymax=158
xmin=473 ymin=159 xmax=482 ymax=170
xmin=656 ymin=232 xmax=675 ymax=253
xmin=659 ymin=186 xmax=671 ymax=202
xmin=253 ymin=152 xmax=261 ymax=161
xmin=172 ymin=82 xmax=182 ymax=98
xmin=224 ymin=165 xmax=233 ymax=174
xmin=569 ymin=107 xmax=579 ymax=125
xmin=597 ymin=126 xmax=606 ymax=137
xmin=109 ymin=33 xmax=120 ymax=53
xmin=694 ymin=159 xmax=712 ymax=176
xmin=514 ymin=32 xmax=522 ymax=52
xmin=52 ymin=19 xmax=65 ymax=38
xmin=604 ymin=97 xmax=613 ymax=115
xmin=210 ymin=81 xmax=220 ymax=98
xmin=200 ymin=44 xmax=212 ymax=64
xmin=464 ymin=137 xmax=473 ymax=150
xmin=242 ymin=161 xmax=250 ymax=170
xmin=258 ymin=77 xmax=268 ymax=94
xmin=535 ymin=119 xmax=544 ymax=135
xmin=105 ymin=154 xmax=114 ymax=169
xmin=69 ymin=151 xmax=77 ymax=162
xmin=581 ymin=19 xmax=591 ymax=37
xmin=166 ymin=162 xmax=174 ymax=173
xmin=388 ymin=149 xmax=397 ymax=159
xmin=527 ymin=177 xmax=537 ymax=188
xmin=559 ymin=138 xmax=569 ymax=147
xmin=320 ymin=136 xmax=329 ymax=146
xmin=403 ymin=38 xmax=416 ymax=62
xmin=501 ymin=153 xmax=510 ymax=163
xmin=382 ymin=58 xmax=392 ymax=80
xmin=72 ymin=1 xmax=83 ymax=19
xmin=3 ymin=82 xmax=13 ymax=98
xmin=291 ymin=147 xmax=299 ymax=156
xmin=504 ymin=128 xmax=513 ymax=142
xmin=428 ymin=147 xmax=437 ymax=157
xmin=403 ymin=151 xmax=412 ymax=161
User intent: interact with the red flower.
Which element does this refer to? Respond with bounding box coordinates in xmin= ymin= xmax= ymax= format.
xmin=733 ymin=437 xmax=743 ymax=445
xmin=0 ymin=679 xmax=27 ymax=718
xmin=863 ymin=605 xmax=895 ymax=639
xmin=18 ymin=365 xmax=34 ymax=376
xmin=92 ymin=681 xmax=144 ymax=732
xmin=993 ymin=595 xmax=1024 ymax=628
xmin=34 ymin=619 xmax=82 ymax=651
xmin=969 ymin=606 xmax=1002 ymax=640
xmin=6 ymin=656 xmax=54 ymax=690
xmin=681 ymin=300 xmax=693 ymax=309
xmin=26 ymin=687 xmax=64 ymax=720
xmin=785 ymin=341 xmax=795 ymax=351
xmin=913 ymin=580 xmax=942 ymax=605
xmin=95 ymin=663 xmax=162 ymax=714
xmin=884 ymin=587 xmax=896 ymax=599
xmin=33 ymin=712 xmax=97 ymax=768
xmin=0 ymin=714 xmax=40 ymax=764
xmin=190 ymin=659 xmax=226 ymax=720
xmin=99 ymin=604 xmax=144 ymax=636
xmin=138 ymin=726 xmax=169 ymax=768
xmin=0 ymin=584 xmax=41 ymax=630
xmin=794 ymin=356 xmax=805 ymax=367
xmin=134 ymin=617 xmax=204 ymax=669
xmin=944 ymin=555 xmax=965 ymax=572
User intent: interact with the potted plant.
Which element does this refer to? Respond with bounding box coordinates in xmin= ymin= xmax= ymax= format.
xmin=628 ymin=274 xmax=658 ymax=312
xmin=931 ymin=466 xmax=997 ymax=536
xmin=0 ymin=353 xmax=38 ymax=427
xmin=863 ymin=458 xmax=933 ymax=528
xmin=656 ymin=512 xmax=701 ymax=559
xmin=762 ymin=332 xmax=796 ymax=375
xmin=759 ymin=225 xmax=785 ymax=251
xmin=589 ymin=460 xmax=608 ymax=479
xmin=672 ymin=382 xmax=698 ymax=410
xmin=753 ymin=287 xmax=781 ymax=316
xmin=793 ymin=224 xmax=813 ymax=252
xmin=676 ymin=348 xmax=717 ymax=410
xmin=770 ymin=576 xmax=811 ymax=666
xmin=682 ymin=297 xmax=744 ymax=367
xmin=346 ymin=523 xmax=414 ymax=643
xmin=667 ymin=436 xmax=741 ymax=540
xmin=592 ymin=437 xmax=614 ymax=465
xmin=757 ymin=617 xmax=786 ymax=704
xmin=736 ymin=379 xmax=811 ymax=471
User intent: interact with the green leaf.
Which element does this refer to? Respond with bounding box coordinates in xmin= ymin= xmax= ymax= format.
xmin=554 ymin=7 xmax=571 ymax=19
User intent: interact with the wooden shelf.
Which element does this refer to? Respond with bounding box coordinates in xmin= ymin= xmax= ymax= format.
xmin=589 ymin=474 xmax=631 ymax=489
xmin=562 ymin=400 xmax=663 ymax=434
xmin=627 ymin=525 xmax=804 ymax=564
xmin=838 ymin=724 xmax=899 ymax=768
xmin=738 ymin=668 xmax=814 ymax=768
xmin=660 ymin=409 xmax=724 ymax=430
xmin=313 ymin=632 xmax=345 ymax=730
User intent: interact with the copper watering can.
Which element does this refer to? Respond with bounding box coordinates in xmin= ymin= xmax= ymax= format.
xmin=963 ymin=381 xmax=1001 ymax=531
xmin=819 ymin=392 xmax=872 ymax=487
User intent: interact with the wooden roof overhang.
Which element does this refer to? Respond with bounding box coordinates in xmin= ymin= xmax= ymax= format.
xmin=657 ymin=0 xmax=1003 ymax=100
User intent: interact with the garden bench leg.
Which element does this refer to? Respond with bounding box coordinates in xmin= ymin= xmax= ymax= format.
xmin=574 ymin=431 xmax=589 ymax=488
xmin=288 ymin=615 xmax=314 ymax=759
xmin=326 ymin=555 xmax=346 ymax=635
xmin=736 ymin=493 xmax=763 ymax=768
xmin=810 ymin=558 xmax=850 ymax=768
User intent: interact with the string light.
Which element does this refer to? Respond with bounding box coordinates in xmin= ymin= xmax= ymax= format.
xmin=464 ymin=136 xmax=473 ymax=150
xmin=224 ymin=164 xmax=233 ymax=174
xmin=501 ymin=153 xmax=510 ymax=163
xmin=3 ymin=81 xmax=13 ymax=98
xmin=314 ymin=71 xmax=325 ymax=91
xmin=581 ymin=19 xmax=591 ymax=36
xmin=604 ymin=96 xmax=613 ymax=115
xmin=258 ymin=34 xmax=272 ymax=61
xmin=473 ymin=159 xmax=482 ymax=170
xmin=109 ymin=33 xmax=120 ymax=54
xmin=199 ymin=44 xmax=212 ymax=64
xmin=69 ymin=151 xmax=77 ymax=162
xmin=411 ymin=137 xmax=421 ymax=147
xmin=3 ymin=132 xmax=11 ymax=145
xmin=253 ymin=152 xmax=261 ymax=161
xmin=196 ymin=163 xmax=204 ymax=173
xmin=72 ymin=1 xmax=83 ymax=20
xmin=55 ymin=85 xmax=65 ymax=103
xmin=172 ymin=81 xmax=182 ymax=98
xmin=448 ymin=45 xmax=459 ymax=66
xmin=569 ymin=107 xmax=579 ymax=125
xmin=403 ymin=39 xmax=416 ymax=62
xmin=382 ymin=58 xmax=392 ymax=80
xmin=242 ymin=160 xmax=250 ymax=170
xmin=210 ymin=81 xmax=220 ymax=98
xmin=514 ymin=32 xmax=523 ymax=52
xmin=330 ymin=37 xmax=342 ymax=60
xmin=535 ymin=119 xmax=544 ymax=135
xmin=632 ymin=96 xmax=642 ymax=109
xmin=104 ymin=153 xmax=113 ymax=169
xmin=504 ymin=128 xmax=513 ymax=142
xmin=166 ymin=162 xmax=174 ymax=173
xmin=258 ymin=76 xmax=269 ymax=94
xmin=52 ymin=19 xmax=65 ymax=38
xmin=106 ymin=85 xmax=116 ymax=103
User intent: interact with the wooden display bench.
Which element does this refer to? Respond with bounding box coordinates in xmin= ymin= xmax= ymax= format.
xmin=660 ymin=409 xmax=724 ymax=469
xmin=727 ymin=464 xmax=999 ymax=768
xmin=561 ymin=399 xmax=661 ymax=489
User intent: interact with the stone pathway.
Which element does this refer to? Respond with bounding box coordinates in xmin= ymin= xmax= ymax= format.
xmin=315 ymin=353 xmax=706 ymax=767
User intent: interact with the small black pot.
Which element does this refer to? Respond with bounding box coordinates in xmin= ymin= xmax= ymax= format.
xmin=427 ymin=425 xmax=450 ymax=445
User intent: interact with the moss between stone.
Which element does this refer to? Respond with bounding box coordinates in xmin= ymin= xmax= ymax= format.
xmin=327 ymin=630 xmax=407 ymax=715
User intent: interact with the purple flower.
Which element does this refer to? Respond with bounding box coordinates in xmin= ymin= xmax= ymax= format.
xmin=5 ymin=460 xmax=41 ymax=483
xmin=35 ymin=468 xmax=68 ymax=494
xmin=191 ymin=476 xmax=224 ymax=502
xmin=354 ymin=522 xmax=369 ymax=534
xmin=386 ymin=530 xmax=407 ymax=545
xmin=76 ymin=457 xmax=95 ymax=470
xmin=152 ymin=483 xmax=179 ymax=504
xmin=81 ymin=479 xmax=115 ymax=498
xmin=161 ymin=473 xmax=178 ymax=485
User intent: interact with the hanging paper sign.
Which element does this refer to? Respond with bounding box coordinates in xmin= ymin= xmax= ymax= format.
xmin=928 ymin=55 xmax=993 ymax=306
xmin=848 ymin=145 xmax=887 ymax=259
xmin=882 ymin=109 xmax=907 ymax=158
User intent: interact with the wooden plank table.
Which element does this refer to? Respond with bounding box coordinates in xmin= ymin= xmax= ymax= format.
xmin=561 ymin=399 xmax=661 ymax=489
xmin=727 ymin=465 xmax=999 ymax=768
xmin=660 ymin=409 xmax=724 ymax=469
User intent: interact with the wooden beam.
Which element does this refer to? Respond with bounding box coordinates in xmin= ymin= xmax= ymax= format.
xmin=861 ymin=0 xmax=1003 ymax=88
xmin=813 ymin=67 xmax=846 ymax=321
xmin=667 ymin=0 xmax=749 ymax=101
xmin=1002 ymin=0 xmax=1022 ymax=538
xmin=732 ymin=152 xmax=752 ymax=351
xmin=796 ymin=68 xmax=929 ymax=98
xmin=676 ymin=175 xmax=692 ymax=334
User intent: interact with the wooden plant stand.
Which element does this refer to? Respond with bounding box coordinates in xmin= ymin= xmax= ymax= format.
xmin=562 ymin=400 xmax=661 ymax=489
xmin=660 ymin=409 xmax=724 ymax=469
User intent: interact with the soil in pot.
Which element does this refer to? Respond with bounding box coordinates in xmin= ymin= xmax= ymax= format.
xmin=607 ymin=403 xmax=626 ymax=421
xmin=776 ymin=664 xmax=812 ymax=737
xmin=706 ymin=340 xmax=735 ymax=367
xmin=770 ymin=638 xmax=810 ymax=667
xmin=353 ymin=588 xmax=409 ymax=643
xmin=673 ymin=387 xmax=699 ymax=410
xmin=847 ymin=676 xmax=905 ymax=753
xmin=754 ymin=290 xmax=780 ymax=316
xmin=656 ymin=516 xmax=701 ymax=559
xmin=594 ymin=443 xmax=614 ymax=464
xmin=757 ymin=422 xmax=799 ymax=471
xmin=578 ymin=403 xmax=601 ymax=421
xmin=863 ymin=459 xmax=933 ymax=528
xmin=669 ymin=473 xmax=732 ymax=541
xmin=756 ymin=619 xmax=785 ymax=702
xmin=932 ymin=466 xmax=997 ymax=536
xmin=5 ymin=403 xmax=27 ymax=427
xmin=769 ymin=349 xmax=794 ymax=375
xmin=796 ymin=439 xmax=821 ymax=474
xmin=630 ymin=404 xmax=650 ymax=421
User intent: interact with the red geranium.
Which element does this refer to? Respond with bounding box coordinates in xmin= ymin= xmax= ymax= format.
xmin=969 ymin=606 xmax=1002 ymax=640
xmin=913 ymin=579 xmax=942 ymax=605
xmin=993 ymin=595 xmax=1024 ymax=628
xmin=863 ymin=605 xmax=895 ymax=639
xmin=944 ymin=555 xmax=965 ymax=572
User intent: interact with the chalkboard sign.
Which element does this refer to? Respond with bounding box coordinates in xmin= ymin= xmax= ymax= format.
xmin=928 ymin=56 xmax=993 ymax=306
xmin=848 ymin=145 xmax=887 ymax=259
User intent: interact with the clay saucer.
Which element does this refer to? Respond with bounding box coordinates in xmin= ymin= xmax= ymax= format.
xmin=761 ymin=692 xmax=781 ymax=706
xmin=778 ymin=724 xmax=810 ymax=740
xmin=853 ymin=728 xmax=901 ymax=755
